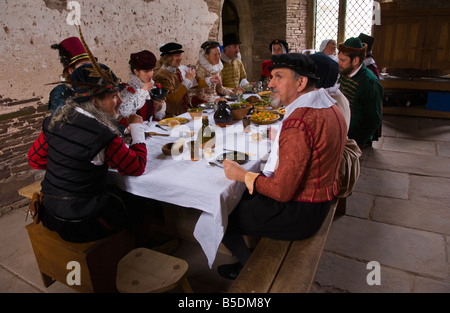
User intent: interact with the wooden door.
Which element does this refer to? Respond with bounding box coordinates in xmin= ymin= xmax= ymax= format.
xmin=373 ymin=14 xmax=427 ymax=69
xmin=424 ymin=16 xmax=450 ymax=70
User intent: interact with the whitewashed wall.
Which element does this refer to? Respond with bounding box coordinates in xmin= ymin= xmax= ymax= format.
xmin=0 ymin=0 xmax=218 ymax=106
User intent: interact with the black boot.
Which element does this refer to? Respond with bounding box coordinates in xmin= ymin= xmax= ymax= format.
xmin=217 ymin=262 xmax=243 ymax=280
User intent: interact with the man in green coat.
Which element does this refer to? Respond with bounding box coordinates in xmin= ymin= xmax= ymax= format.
xmin=338 ymin=37 xmax=383 ymax=148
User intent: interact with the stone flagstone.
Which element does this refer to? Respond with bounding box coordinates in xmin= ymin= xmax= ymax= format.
xmin=373 ymin=196 xmax=450 ymax=235
xmin=326 ymin=216 xmax=447 ymax=279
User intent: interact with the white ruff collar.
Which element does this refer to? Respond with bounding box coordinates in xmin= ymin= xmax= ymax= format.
xmin=198 ymin=52 xmax=223 ymax=73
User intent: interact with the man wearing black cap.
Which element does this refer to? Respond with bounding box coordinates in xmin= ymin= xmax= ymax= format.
xmin=154 ymin=42 xmax=199 ymax=117
xmin=216 ymin=53 xmax=347 ymax=280
xmin=221 ymin=33 xmax=250 ymax=91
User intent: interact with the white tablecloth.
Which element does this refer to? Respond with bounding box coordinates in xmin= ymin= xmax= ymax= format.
xmin=109 ymin=110 xmax=281 ymax=267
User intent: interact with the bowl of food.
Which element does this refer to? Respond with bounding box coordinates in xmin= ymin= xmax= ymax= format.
xmin=230 ymin=103 xmax=252 ymax=120
xmin=162 ymin=140 xmax=184 ymax=156
xmin=188 ymin=108 xmax=204 ymax=120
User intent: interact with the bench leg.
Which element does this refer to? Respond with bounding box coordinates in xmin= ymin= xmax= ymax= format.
xmin=334 ymin=197 xmax=347 ymax=219
xmin=40 ymin=272 xmax=56 ymax=288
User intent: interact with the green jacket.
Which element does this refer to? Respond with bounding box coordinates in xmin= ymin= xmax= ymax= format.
xmin=339 ymin=64 xmax=383 ymax=147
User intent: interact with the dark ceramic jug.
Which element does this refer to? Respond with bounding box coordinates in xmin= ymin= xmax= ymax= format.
xmin=214 ymin=101 xmax=232 ymax=127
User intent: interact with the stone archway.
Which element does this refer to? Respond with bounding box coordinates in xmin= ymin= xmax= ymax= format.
xmin=220 ymin=0 xmax=254 ymax=81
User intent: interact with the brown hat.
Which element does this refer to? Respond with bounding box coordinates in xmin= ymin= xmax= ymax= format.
xmin=338 ymin=37 xmax=367 ymax=55
xmin=129 ymin=50 xmax=157 ymax=70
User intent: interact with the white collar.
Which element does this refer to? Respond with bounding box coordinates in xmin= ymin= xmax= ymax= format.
xmin=221 ymin=51 xmax=242 ymax=64
xmin=198 ymin=52 xmax=223 ymax=74
xmin=348 ymin=64 xmax=363 ymax=78
xmin=161 ymin=64 xmax=178 ymax=73
xmin=262 ymin=89 xmax=336 ymax=177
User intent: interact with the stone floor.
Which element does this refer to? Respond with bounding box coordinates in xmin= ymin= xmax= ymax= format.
xmin=1 ymin=114 xmax=449 ymax=293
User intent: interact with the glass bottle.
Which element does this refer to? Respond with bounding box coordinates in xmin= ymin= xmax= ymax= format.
xmin=197 ymin=116 xmax=216 ymax=149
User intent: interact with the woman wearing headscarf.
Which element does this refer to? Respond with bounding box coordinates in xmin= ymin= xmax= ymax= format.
xmin=319 ymin=39 xmax=339 ymax=62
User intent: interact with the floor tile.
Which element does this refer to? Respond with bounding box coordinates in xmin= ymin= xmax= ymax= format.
xmin=354 ymin=167 xmax=409 ymax=199
xmin=409 ymin=175 xmax=450 ymax=206
xmin=364 ymin=149 xmax=450 ymax=178
xmin=373 ymin=196 xmax=450 ymax=235
xmin=314 ymin=251 xmax=412 ymax=293
xmin=326 ymin=216 xmax=447 ymax=279
xmin=380 ymin=137 xmax=436 ymax=155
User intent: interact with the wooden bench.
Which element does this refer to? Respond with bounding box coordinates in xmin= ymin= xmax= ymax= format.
xmin=228 ymin=198 xmax=339 ymax=293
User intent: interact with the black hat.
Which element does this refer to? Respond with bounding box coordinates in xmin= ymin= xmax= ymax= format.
xmin=70 ymin=63 xmax=121 ymax=103
xmin=269 ymin=39 xmax=289 ymax=53
xmin=159 ymin=42 xmax=184 ymax=56
xmin=309 ymin=52 xmax=339 ymax=89
xmin=269 ymin=53 xmax=318 ymax=80
xmin=201 ymin=40 xmax=220 ymax=51
xmin=223 ymin=33 xmax=241 ymax=47
xmin=129 ymin=50 xmax=157 ymax=70
xmin=358 ymin=33 xmax=374 ymax=56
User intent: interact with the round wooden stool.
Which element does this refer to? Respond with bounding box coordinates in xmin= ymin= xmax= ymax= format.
xmin=116 ymin=247 xmax=193 ymax=293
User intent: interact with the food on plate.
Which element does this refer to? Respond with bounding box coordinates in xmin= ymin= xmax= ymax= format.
xmin=230 ymin=103 xmax=246 ymax=110
xmin=216 ymin=151 xmax=248 ymax=165
xmin=278 ymin=107 xmax=286 ymax=115
xmin=258 ymin=90 xmax=272 ymax=97
xmin=168 ymin=119 xmax=181 ymax=129
xmin=214 ymin=97 xmax=228 ymax=103
xmin=251 ymin=111 xmax=278 ymax=122
xmin=158 ymin=117 xmax=188 ymax=126
xmin=246 ymin=95 xmax=261 ymax=104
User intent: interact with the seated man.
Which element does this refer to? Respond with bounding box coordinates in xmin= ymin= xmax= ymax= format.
xmin=27 ymin=61 xmax=148 ymax=243
xmin=220 ymin=33 xmax=250 ymax=91
xmin=154 ymin=42 xmax=203 ymax=117
xmin=217 ymin=53 xmax=348 ymax=279
xmin=338 ymin=37 xmax=383 ymax=148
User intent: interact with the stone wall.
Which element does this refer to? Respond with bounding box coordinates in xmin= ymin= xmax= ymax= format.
xmin=286 ymin=0 xmax=309 ymax=53
xmin=0 ymin=0 xmax=219 ymax=213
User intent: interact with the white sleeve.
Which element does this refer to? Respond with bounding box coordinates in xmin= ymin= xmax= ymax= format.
xmin=129 ymin=122 xmax=146 ymax=145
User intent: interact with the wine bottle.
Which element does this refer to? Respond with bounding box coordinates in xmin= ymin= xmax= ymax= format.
xmin=197 ymin=116 xmax=216 ymax=149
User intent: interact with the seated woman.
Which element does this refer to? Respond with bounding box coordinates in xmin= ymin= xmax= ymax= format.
xmin=120 ymin=50 xmax=166 ymax=126
xmin=260 ymin=39 xmax=289 ymax=81
xmin=27 ymin=62 xmax=148 ymax=243
xmin=191 ymin=41 xmax=230 ymax=105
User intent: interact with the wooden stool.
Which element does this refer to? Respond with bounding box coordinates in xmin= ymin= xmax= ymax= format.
xmin=26 ymin=222 xmax=135 ymax=293
xmin=116 ymin=247 xmax=193 ymax=293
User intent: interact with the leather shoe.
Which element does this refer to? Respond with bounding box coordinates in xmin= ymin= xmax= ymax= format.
xmin=217 ymin=262 xmax=243 ymax=280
